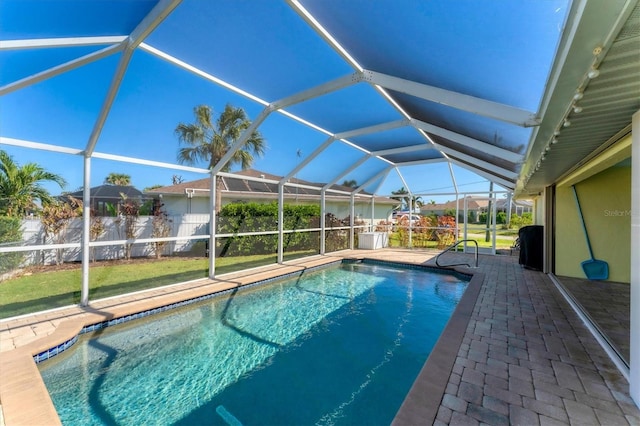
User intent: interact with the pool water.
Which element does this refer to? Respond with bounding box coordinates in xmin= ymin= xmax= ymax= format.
xmin=39 ymin=262 xmax=468 ymax=425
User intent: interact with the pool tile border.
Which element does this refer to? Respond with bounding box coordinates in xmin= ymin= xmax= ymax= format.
xmin=0 ymin=251 xmax=482 ymax=426
xmin=393 ymin=268 xmax=484 ymax=425
xmin=32 ymin=259 xmax=343 ymax=364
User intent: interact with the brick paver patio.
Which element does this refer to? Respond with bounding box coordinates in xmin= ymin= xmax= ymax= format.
xmin=420 ymin=251 xmax=640 ymax=425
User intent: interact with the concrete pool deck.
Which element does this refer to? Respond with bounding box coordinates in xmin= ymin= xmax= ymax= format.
xmin=0 ymin=249 xmax=638 ymax=425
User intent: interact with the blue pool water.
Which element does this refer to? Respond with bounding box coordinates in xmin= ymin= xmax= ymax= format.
xmin=39 ymin=262 xmax=468 ymax=425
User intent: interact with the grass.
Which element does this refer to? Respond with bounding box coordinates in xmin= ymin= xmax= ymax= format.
xmin=0 ymin=250 xmax=316 ymax=320
xmin=0 ymin=228 xmax=517 ymax=320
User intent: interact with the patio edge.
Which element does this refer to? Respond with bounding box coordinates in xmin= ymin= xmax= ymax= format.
xmin=392 ymin=269 xmax=484 ymax=425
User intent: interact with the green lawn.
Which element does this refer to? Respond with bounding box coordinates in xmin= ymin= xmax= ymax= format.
xmin=388 ymin=232 xmax=515 ymax=250
xmin=0 ymin=250 xmax=316 ymax=320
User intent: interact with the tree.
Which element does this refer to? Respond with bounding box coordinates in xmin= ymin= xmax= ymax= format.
xmin=104 ymin=173 xmax=131 ymax=186
xmin=391 ymin=187 xmax=410 ymax=209
xmin=175 ymin=104 xmax=265 ymax=211
xmin=150 ymin=205 xmax=172 ymax=259
xmin=0 ymin=150 xmax=67 ymax=217
xmin=342 ymin=179 xmax=357 ymax=188
xmin=40 ymin=196 xmax=82 ymax=265
xmin=120 ymin=194 xmax=140 ymax=260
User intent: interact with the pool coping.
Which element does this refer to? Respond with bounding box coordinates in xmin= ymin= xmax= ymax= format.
xmin=0 ymin=256 xmax=343 ymax=425
xmin=0 ymin=252 xmax=477 ymax=425
xmin=393 ymin=267 xmax=484 ymax=425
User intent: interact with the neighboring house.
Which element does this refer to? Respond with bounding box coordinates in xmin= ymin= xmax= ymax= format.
xmin=421 ymin=197 xmax=533 ymax=222
xmin=145 ymin=169 xmax=399 ymax=224
xmin=421 ymin=197 xmax=485 ymax=222
xmin=495 ymin=198 xmax=533 ymax=215
xmin=61 ymin=185 xmax=152 ymax=216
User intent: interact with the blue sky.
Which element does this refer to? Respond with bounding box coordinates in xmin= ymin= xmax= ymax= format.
xmin=0 ymin=0 xmax=569 ymax=202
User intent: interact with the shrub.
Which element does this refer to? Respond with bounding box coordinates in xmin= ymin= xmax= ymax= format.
xmin=0 ymin=216 xmax=24 ymax=275
xmin=496 ymin=211 xmax=507 ymax=225
xmin=217 ymin=202 xmax=323 ymax=256
xmin=510 ymin=213 xmax=533 ymax=229
xmin=435 ymin=215 xmax=457 ymax=248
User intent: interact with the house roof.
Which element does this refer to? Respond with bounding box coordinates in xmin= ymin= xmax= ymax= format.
xmin=64 ymin=184 xmax=148 ymax=201
xmin=145 ymin=169 xmax=398 ymax=205
xmin=421 ymin=196 xmax=533 ymax=212
xmin=421 ymin=197 xmax=484 ymax=212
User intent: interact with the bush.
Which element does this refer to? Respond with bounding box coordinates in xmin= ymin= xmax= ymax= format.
xmin=216 ymin=202 xmax=322 ymax=256
xmin=510 ymin=213 xmax=533 ymax=229
xmin=496 ymin=211 xmax=507 ymax=225
xmin=0 ymin=217 xmax=24 ymax=275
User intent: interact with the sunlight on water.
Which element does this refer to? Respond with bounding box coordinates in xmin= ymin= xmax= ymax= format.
xmin=39 ymin=263 xmax=467 ymax=425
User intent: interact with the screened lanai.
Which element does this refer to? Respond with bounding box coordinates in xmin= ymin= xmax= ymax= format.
xmin=1 ymin=0 xmax=639 ymax=416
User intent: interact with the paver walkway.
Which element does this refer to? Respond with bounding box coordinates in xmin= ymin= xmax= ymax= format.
xmin=421 ymin=251 xmax=640 ymax=425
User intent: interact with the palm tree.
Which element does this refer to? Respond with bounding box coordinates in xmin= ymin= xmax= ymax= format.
xmin=0 ymin=150 xmax=67 ymax=217
xmin=104 ymin=173 xmax=131 ymax=186
xmin=391 ymin=187 xmax=410 ymax=210
xmin=175 ymin=104 xmax=265 ymax=210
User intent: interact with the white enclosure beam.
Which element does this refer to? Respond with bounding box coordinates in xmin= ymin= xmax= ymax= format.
xmin=141 ymin=43 xmax=268 ymax=106
xmin=270 ymin=73 xmax=360 ymax=111
xmin=0 ymin=44 xmax=123 ymax=96
xmin=209 ymin=173 xmax=216 ymax=279
xmin=349 ymin=195 xmax=355 ymax=249
xmin=0 ymin=137 xmax=83 ymax=155
xmin=393 ymin=158 xmax=447 ymax=168
xmin=85 ymin=0 xmax=181 ymax=155
xmin=80 ymin=156 xmax=91 ymax=306
xmin=448 ymin=162 xmax=459 ymax=194
xmin=364 ymin=70 xmax=540 ymax=127
xmin=0 ymin=36 xmax=127 ymax=50
xmin=84 ymin=49 xmax=131 ymax=154
xmin=370 ymin=168 xmax=393 ymax=196
xmin=448 ymin=158 xmax=515 ymax=190
xmin=334 ymin=119 xmax=410 ymax=140
xmin=322 ymin=154 xmax=371 ymax=191
xmin=396 ymin=168 xmax=412 ymax=200
xmin=128 ymin=0 xmax=182 ymax=49
xmin=286 ymin=0 xmax=363 ymax=71
xmin=412 ymin=119 xmax=523 ymax=164
xmin=212 ymin=108 xmax=272 ymax=174
xmin=320 ymin=189 xmax=326 ymax=254
xmin=438 ymin=147 xmax=518 ymax=181
xmin=371 ymin=143 xmax=434 ymax=157
xmin=0 ymin=137 xmax=211 ymax=173
xmin=92 ymin=152 xmax=208 ymax=173
xmin=278 ymin=184 xmax=285 ymax=264
xmin=282 ymin=137 xmax=336 ymax=182
xmin=353 ymin=166 xmax=394 ymax=195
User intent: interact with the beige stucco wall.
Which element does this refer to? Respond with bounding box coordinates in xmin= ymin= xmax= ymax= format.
xmin=556 ymin=164 xmax=631 ymax=282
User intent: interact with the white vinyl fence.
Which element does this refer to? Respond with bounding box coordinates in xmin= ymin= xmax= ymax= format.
xmin=20 ymin=214 xmax=211 ymax=266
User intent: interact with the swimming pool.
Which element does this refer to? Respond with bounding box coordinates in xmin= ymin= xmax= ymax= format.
xmin=39 ymin=261 xmax=469 ymax=425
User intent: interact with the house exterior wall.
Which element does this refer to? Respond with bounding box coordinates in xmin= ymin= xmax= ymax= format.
xmin=555 ymin=165 xmax=631 ymax=283
xmin=159 ymin=194 xmax=393 ymax=226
